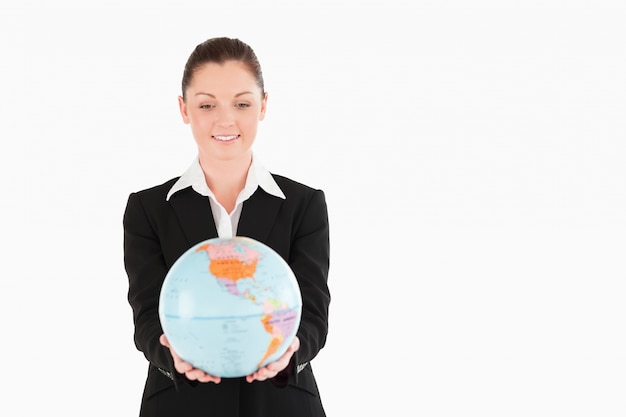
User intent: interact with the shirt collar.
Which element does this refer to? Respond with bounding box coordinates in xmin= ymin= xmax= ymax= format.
xmin=166 ymin=153 xmax=286 ymax=201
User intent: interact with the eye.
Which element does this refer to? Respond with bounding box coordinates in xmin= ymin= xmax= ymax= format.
xmin=236 ymin=102 xmax=251 ymax=109
xmin=199 ymin=104 xmax=215 ymax=110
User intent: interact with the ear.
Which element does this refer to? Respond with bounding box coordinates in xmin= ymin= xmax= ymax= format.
xmin=258 ymin=92 xmax=268 ymax=121
xmin=178 ymin=96 xmax=190 ymax=124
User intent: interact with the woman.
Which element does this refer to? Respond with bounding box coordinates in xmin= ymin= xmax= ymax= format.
xmin=123 ymin=37 xmax=331 ymax=416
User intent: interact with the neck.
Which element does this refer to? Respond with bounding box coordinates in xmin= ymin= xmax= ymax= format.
xmin=198 ymin=151 xmax=252 ymax=197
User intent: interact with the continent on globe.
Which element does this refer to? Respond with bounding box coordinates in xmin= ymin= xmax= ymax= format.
xmin=196 ymin=241 xmax=260 ymax=298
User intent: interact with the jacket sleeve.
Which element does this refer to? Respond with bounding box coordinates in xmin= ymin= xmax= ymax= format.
xmin=279 ymin=188 xmax=331 ymax=386
xmin=122 ymin=192 xmax=182 ymax=385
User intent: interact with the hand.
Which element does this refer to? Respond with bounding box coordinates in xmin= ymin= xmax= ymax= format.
xmin=159 ymin=334 xmax=221 ymax=384
xmin=246 ymin=336 xmax=300 ymax=383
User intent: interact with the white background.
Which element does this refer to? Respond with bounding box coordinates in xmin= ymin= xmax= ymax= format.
xmin=1 ymin=1 xmax=625 ymax=416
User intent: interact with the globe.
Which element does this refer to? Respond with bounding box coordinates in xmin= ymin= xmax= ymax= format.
xmin=158 ymin=236 xmax=302 ymax=378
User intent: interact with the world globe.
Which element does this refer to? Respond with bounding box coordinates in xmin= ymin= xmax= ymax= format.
xmin=158 ymin=236 xmax=302 ymax=378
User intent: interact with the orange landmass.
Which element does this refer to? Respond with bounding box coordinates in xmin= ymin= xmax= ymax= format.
xmin=257 ymin=315 xmax=283 ymax=368
xmin=209 ymin=258 xmax=258 ymax=282
xmin=196 ymin=243 xmax=259 ymax=282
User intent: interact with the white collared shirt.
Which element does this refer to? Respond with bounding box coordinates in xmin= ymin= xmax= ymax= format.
xmin=166 ymin=154 xmax=286 ymax=238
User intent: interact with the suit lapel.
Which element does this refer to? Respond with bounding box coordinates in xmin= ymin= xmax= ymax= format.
xmin=168 ymin=188 xmax=218 ymax=245
xmin=237 ymin=188 xmax=283 ymax=242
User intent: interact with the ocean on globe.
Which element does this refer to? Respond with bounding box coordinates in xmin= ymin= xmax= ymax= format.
xmin=158 ymin=236 xmax=302 ymax=378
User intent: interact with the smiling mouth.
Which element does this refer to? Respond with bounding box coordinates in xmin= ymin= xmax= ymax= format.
xmin=213 ymin=135 xmax=239 ymax=142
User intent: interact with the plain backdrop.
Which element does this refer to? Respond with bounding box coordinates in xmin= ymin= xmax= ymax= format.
xmin=1 ymin=1 xmax=625 ymax=416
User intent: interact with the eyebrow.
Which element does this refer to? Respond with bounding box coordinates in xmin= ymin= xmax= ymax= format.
xmin=194 ymin=91 xmax=255 ymax=98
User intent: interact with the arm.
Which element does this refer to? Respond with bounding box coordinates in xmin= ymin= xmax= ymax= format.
xmin=290 ymin=189 xmax=331 ymax=365
xmin=123 ymin=192 xmax=173 ymax=371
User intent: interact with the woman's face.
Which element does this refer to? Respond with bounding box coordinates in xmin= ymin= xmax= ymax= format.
xmin=179 ymin=60 xmax=267 ymax=163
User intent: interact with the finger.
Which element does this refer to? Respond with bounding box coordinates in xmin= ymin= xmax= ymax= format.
xmin=198 ymin=374 xmax=222 ymax=384
xmin=247 ymin=372 xmax=267 ymax=383
xmin=247 ymin=365 xmax=279 ymax=382
xmin=185 ymin=369 xmax=207 ymax=380
xmin=186 ymin=368 xmax=221 ymax=383
xmin=246 ymin=370 xmax=263 ymax=383
xmin=175 ymin=361 xmax=193 ymax=374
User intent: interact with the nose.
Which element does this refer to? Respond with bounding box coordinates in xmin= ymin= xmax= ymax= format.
xmin=215 ymin=106 xmax=236 ymax=127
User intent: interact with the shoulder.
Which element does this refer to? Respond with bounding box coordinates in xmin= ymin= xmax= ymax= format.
xmin=125 ymin=177 xmax=181 ymax=213
xmin=270 ymin=174 xmax=330 ymax=243
xmin=123 ymin=177 xmax=182 ymax=226
xmin=271 ymin=174 xmax=328 ymax=217
xmin=129 ymin=177 xmax=180 ymax=199
xmin=272 ymin=174 xmax=324 ymax=197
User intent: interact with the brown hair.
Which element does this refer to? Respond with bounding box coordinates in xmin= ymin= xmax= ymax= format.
xmin=181 ymin=37 xmax=264 ymax=100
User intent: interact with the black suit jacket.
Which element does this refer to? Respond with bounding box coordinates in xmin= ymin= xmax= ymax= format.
xmin=123 ymin=174 xmax=330 ymax=417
